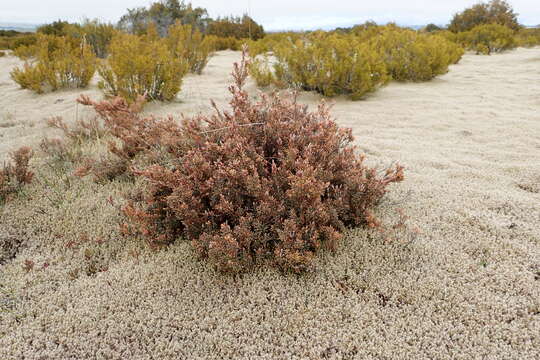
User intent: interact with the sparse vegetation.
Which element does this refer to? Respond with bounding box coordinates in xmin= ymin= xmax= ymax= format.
xmin=2 ymin=2 xmax=540 ymax=358
xmin=78 ymin=51 xmax=404 ymax=272
xmin=249 ymin=26 xmax=463 ymax=97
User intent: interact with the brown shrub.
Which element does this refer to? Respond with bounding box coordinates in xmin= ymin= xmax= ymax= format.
xmin=79 ymin=50 xmax=404 ymax=273
xmin=0 ymin=147 xmax=34 ymax=203
xmin=46 ymin=116 xmax=107 ymax=143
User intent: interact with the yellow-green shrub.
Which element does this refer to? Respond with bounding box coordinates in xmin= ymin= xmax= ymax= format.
xmin=205 ymin=36 xmax=243 ymax=51
xmin=66 ymin=19 xmax=117 ymax=58
xmin=0 ymin=33 xmax=37 ymax=51
xmin=167 ymin=22 xmax=214 ymax=74
xmin=368 ymin=27 xmax=464 ymax=81
xmin=10 ymin=34 xmax=96 ymax=94
xmin=251 ymin=33 xmax=389 ymax=100
xmin=516 ymin=28 xmax=540 ymax=48
xmin=449 ymin=0 xmax=520 ymax=33
xmin=248 ymin=56 xmax=275 ymax=87
xmin=463 ymin=24 xmax=516 ymax=54
xmin=98 ymin=33 xmax=188 ymax=102
xmin=246 ymin=32 xmax=302 ymax=57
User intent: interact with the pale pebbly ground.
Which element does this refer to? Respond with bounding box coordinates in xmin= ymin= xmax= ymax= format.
xmin=0 ymin=49 xmax=539 ymax=359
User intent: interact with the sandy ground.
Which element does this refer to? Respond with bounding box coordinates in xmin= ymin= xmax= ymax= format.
xmin=0 ymin=49 xmax=539 ymax=359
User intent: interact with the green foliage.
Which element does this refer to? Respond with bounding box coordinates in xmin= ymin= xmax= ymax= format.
xmin=10 ymin=34 xmax=96 ymax=93
xmin=206 ymin=35 xmax=242 ymax=51
xmin=67 ymin=19 xmax=117 ymax=58
xmin=249 ymin=26 xmax=464 ymax=97
xmin=0 ymin=30 xmax=24 ymax=37
xmin=516 ymin=27 xmax=540 ymax=48
xmin=449 ymin=0 xmax=520 ymax=33
xmin=464 ymin=24 xmax=517 ymax=54
xmin=0 ymin=33 xmax=37 ymax=51
xmin=424 ymin=24 xmax=443 ymax=33
xmin=368 ymin=27 xmax=464 ymax=81
xmin=167 ymin=22 xmax=214 ymax=74
xmin=37 ymin=20 xmax=73 ymax=36
xmin=79 ymin=53 xmax=404 ymax=273
xmin=246 ymin=32 xmax=302 ymax=57
xmin=97 ymin=32 xmax=188 ymax=102
xmin=207 ymin=15 xmax=265 ymax=40
xmin=258 ymin=32 xmax=389 ymax=99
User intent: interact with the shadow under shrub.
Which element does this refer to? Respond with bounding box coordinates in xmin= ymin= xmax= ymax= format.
xmin=80 ymin=51 xmax=404 ymax=273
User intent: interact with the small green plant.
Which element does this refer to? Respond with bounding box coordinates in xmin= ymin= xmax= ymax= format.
xmin=98 ymin=32 xmax=188 ymax=102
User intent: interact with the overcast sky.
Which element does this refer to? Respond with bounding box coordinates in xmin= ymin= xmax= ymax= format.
xmin=1 ymin=0 xmax=538 ymax=30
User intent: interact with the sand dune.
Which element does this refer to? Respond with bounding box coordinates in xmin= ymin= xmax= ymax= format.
xmin=1 ymin=48 xmax=539 ymax=359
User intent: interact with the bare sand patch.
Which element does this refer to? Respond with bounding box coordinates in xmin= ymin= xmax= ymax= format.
xmin=0 ymin=48 xmax=539 ymax=359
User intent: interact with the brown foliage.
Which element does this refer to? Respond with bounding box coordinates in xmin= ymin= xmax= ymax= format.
xmin=46 ymin=116 xmax=107 ymax=143
xmin=0 ymin=147 xmax=34 ymax=203
xmin=79 ymin=50 xmax=404 ymax=273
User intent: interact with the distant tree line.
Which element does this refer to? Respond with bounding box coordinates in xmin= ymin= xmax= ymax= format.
xmin=117 ymin=0 xmax=264 ymax=39
xmin=31 ymin=0 xmax=264 ymax=41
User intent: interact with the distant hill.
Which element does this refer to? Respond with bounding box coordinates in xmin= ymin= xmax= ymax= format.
xmin=0 ymin=23 xmax=37 ymax=33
